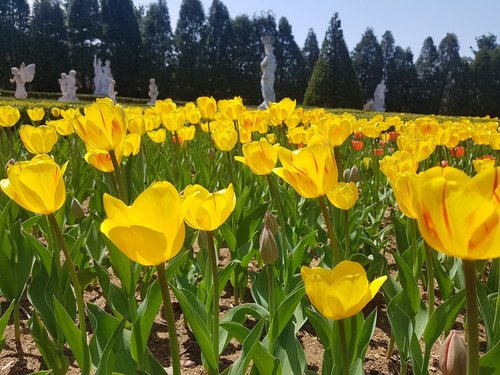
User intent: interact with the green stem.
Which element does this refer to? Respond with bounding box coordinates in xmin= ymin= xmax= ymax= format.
xmin=109 ymin=149 xmax=128 ymax=202
xmin=493 ymin=258 xmax=500 ymax=344
xmin=266 ymin=174 xmax=287 ymax=261
xmin=14 ymin=301 xmax=20 ymax=346
xmin=334 ymin=147 xmax=343 ymax=181
xmin=267 ymin=263 xmax=275 ymax=354
xmin=337 ymin=319 xmax=349 ymax=375
xmin=225 ymin=151 xmax=235 ymax=186
xmin=343 ymin=209 xmax=350 ymax=259
xmin=206 ymin=231 xmax=219 ymax=374
xmin=400 ymin=360 xmax=408 ymax=375
xmin=47 ymin=213 xmax=89 ymax=374
xmin=318 ymin=196 xmax=342 ymax=266
xmin=463 ymin=259 xmax=479 ymax=375
xmin=424 ymin=243 xmax=435 ymax=316
xmin=156 ymin=263 xmax=181 ymax=375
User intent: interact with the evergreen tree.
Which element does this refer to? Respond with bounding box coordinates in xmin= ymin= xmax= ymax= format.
xmin=252 ymin=11 xmax=277 ymax=42
xmin=352 ymin=27 xmax=383 ymax=101
xmin=29 ymin=0 xmax=69 ymax=92
xmin=303 ymin=12 xmax=362 ymax=109
xmin=415 ymin=37 xmax=442 ymax=114
xmin=302 ymin=29 xmax=319 ymax=86
xmin=101 ymin=0 xmax=142 ymax=96
xmin=67 ymin=0 xmax=100 ymax=93
xmin=232 ymin=14 xmax=260 ymax=103
xmin=380 ymin=30 xmax=398 ymax=110
xmin=470 ymin=34 xmax=500 ymax=116
xmin=438 ymin=33 xmax=469 ymax=115
xmin=201 ymin=0 xmax=235 ymax=98
xmin=0 ymin=0 xmax=30 ymax=88
xmin=275 ymin=17 xmax=307 ymax=102
xmin=141 ymin=0 xmax=176 ymax=95
xmin=386 ymin=46 xmax=418 ymax=112
xmin=175 ymin=0 xmax=206 ymax=100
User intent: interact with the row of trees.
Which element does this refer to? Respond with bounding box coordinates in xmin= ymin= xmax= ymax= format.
xmin=1 ymin=0 xmax=499 ymax=116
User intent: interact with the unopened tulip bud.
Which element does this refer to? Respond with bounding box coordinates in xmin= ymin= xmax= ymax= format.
xmin=349 ymin=165 xmax=361 ymax=183
xmin=264 ymin=211 xmax=278 ymax=235
xmin=439 ymin=330 xmax=467 ymax=375
xmin=259 ymin=225 xmax=278 ymax=264
xmin=70 ymin=197 xmax=85 ymax=219
xmin=343 ymin=168 xmax=351 ymax=182
xmin=362 ymin=157 xmax=371 ymax=169
xmin=197 ymin=230 xmax=208 ymax=249
xmin=208 ymin=148 xmax=216 ymax=161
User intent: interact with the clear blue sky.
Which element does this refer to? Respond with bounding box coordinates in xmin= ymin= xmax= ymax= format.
xmin=134 ymin=0 xmax=500 ymax=58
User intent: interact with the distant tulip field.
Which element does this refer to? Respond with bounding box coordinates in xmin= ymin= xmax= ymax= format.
xmin=0 ymin=96 xmax=499 ymax=375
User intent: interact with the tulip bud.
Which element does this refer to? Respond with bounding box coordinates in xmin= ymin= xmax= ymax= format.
xmin=208 ymin=147 xmax=216 ymax=161
xmin=259 ymin=225 xmax=278 ymax=264
xmin=349 ymin=165 xmax=361 ymax=183
xmin=342 ymin=168 xmax=351 ymax=182
xmin=197 ymin=230 xmax=208 ymax=249
xmin=439 ymin=330 xmax=467 ymax=375
xmin=264 ymin=210 xmax=279 ymax=235
xmin=70 ymin=197 xmax=85 ymax=219
xmin=362 ymin=157 xmax=371 ymax=169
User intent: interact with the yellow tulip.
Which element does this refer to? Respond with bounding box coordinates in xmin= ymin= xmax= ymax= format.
xmin=74 ymin=97 xmax=127 ymax=151
xmin=19 ymin=125 xmax=59 ymax=154
xmin=266 ymin=133 xmax=276 ymax=144
xmin=218 ymin=97 xmax=245 ymax=121
xmin=301 ymin=261 xmax=387 ymax=320
xmin=197 ymin=96 xmax=217 ymax=120
xmin=212 ymin=125 xmax=238 ymax=151
xmin=27 ymin=107 xmax=45 ymax=122
xmin=235 ymin=137 xmax=279 ymax=175
xmin=473 ymin=157 xmax=496 ymax=174
xmin=0 ymin=154 xmax=67 ymax=215
xmin=154 ymin=98 xmax=177 ymax=114
xmin=0 ymin=106 xmax=21 ymax=127
xmin=268 ymin=98 xmax=296 ymax=125
xmin=379 ymin=150 xmax=419 ymax=180
xmin=47 ymin=119 xmax=74 ymax=136
xmin=397 ymin=134 xmax=436 ymax=161
xmin=274 ymin=143 xmax=338 ymax=198
xmin=101 ymin=181 xmax=189 ymax=266
xmin=411 ymin=166 xmax=500 ymax=260
xmin=182 ymin=183 xmax=236 ymax=231
xmin=51 ymin=107 xmax=61 ymax=118
xmin=287 ymin=126 xmax=306 ymax=145
xmin=326 ymin=182 xmax=359 ymax=210
xmin=312 ymin=115 xmax=353 ymax=147
xmin=178 ymin=125 xmax=196 ymax=141
xmin=184 ymin=102 xmax=201 ymax=124
xmin=389 ymin=172 xmax=418 ymax=219
xmin=128 ymin=115 xmax=146 ymax=135
xmin=147 ymin=128 xmax=167 ymax=143
xmin=84 ymin=148 xmax=116 ymax=173
xmin=122 ymin=133 xmax=141 ymax=156
xmin=161 ymin=109 xmax=185 ymax=132
xmin=60 ymin=108 xmax=80 ymax=120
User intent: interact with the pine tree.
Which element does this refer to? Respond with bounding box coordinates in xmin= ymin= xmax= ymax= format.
xmin=175 ymin=0 xmax=206 ymax=100
xmin=470 ymin=34 xmax=500 ymax=116
xmin=275 ymin=17 xmax=307 ymax=102
xmin=141 ymin=0 xmax=176 ymax=95
xmin=29 ymin=0 xmax=69 ymax=92
xmin=380 ymin=31 xmax=398 ymax=110
xmin=232 ymin=14 xmax=260 ymax=103
xmin=352 ymin=28 xmax=383 ymax=101
xmin=303 ymin=13 xmax=362 ymax=109
xmin=201 ymin=0 xmax=235 ymax=98
xmin=0 ymin=0 xmax=30 ymax=88
xmin=101 ymin=0 xmax=142 ymax=96
xmin=67 ymin=0 xmax=100 ymax=93
xmin=302 ymin=29 xmax=319 ymax=86
xmin=386 ymin=46 xmax=418 ymax=113
xmin=415 ymin=37 xmax=442 ymax=114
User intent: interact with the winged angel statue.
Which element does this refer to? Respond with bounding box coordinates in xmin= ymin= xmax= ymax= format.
xmin=10 ymin=63 xmax=36 ymax=99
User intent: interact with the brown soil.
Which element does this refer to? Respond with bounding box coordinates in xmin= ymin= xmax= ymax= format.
xmin=0 ymin=246 xmax=485 ymax=375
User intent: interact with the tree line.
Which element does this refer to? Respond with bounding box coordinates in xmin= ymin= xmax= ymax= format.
xmin=1 ymin=0 xmax=499 ymax=116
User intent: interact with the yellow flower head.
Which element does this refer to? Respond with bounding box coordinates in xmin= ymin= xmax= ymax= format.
xmin=473 ymin=156 xmax=496 ymax=174
xmin=178 ymin=125 xmax=196 ymax=141
xmin=0 ymin=106 xmax=21 ymax=127
xmin=161 ymin=109 xmax=186 ymax=132
xmin=19 ymin=125 xmax=59 ymax=154
xmin=84 ymin=148 xmax=116 ymax=173
xmin=147 ymin=128 xmax=167 ymax=144
xmin=184 ymin=102 xmax=201 ymax=124
xmin=51 ymin=107 xmax=61 ymax=118
xmin=47 ymin=119 xmax=74 ymax=136
xmin=411 ymin=166 xmax=500 ymax=260
xmin=311 ymin=115 xmax=353 ymax=147
xmin=182 ymin=183 xmax=236 ymax=231
xmin=389 ymin=172 xmax=418 ymax=219
xmin=101 ymin=181 xmax=189 ymax=266
xmin=379 ymin=150 xmax=419 ymax=181
xmin=218 ymin=97 xmax=245 ymax=121
xmin=274 ymin=143 xmax=338 ymax=198
xmin=74 ymin=98 xmax=127 ymax=151
xmin=235 ymin=137 xmax=279 ymax=175
xmin=213 ymin=124 xmax=238 ymax=151
xmin=197 ymin=96 xmax=217 ymax=120
xmin=154 ymin=98 xmax=177 ymax=114
xmin=0 ymin=154 xmax=67 ymax=215
xmin=301 ymin=261 xmax=387 ymax=320
xmin=27 ymin=107 xmax=45 ymax=122
xmin=268 ymin=98 xmax=296 ymax=125
xmin=326 ymin=182 xmax=359 ymax=210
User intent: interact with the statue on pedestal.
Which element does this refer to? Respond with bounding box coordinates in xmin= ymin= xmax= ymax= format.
xmin=10 ymin=63 xmax=36 ymax=99
xmin=373 ymin=80 xmax=387 ymax=112
xmin=93 ymin=56 xmax=113 ymax=96
xmin=258 ymin=36 xmax=277 ymax=110
xmin=108 ymin=79 xmax=117 ymax=103
xmin=147 ymin=78 xmax=159 ymax=105
xmin=58 ymin=73 xmax=69 ymax=101
xmin=67 ymin=70 xmax=79 ymax=101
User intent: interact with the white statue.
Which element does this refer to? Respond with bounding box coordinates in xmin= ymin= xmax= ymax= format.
xmin=67 ymin=70 xmax=79 ymax=101
xmin=10 ymin=63 xmax=36 ymax=99
xmin=108 ymin=79 xmax=117 ymax=103
xmin=93 ymin=56 xmax=113 ymax=96
xmin=373 ymin=80 xmax=387 ymax=112
xmin=258 ymin=36 xmax=277 ymax=110
xmin=58 ymin=73 xmax=69 ymax=101
xmin=147 ymin=78 xmax=159 ymax=105
xmin=363 ymin=99 xmax=374 ymax=111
